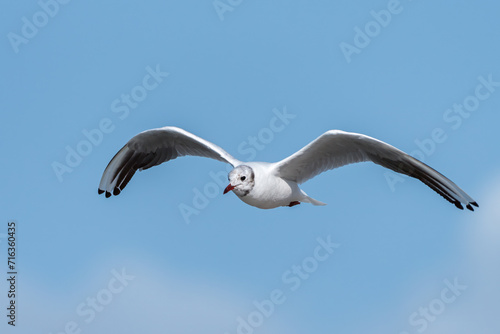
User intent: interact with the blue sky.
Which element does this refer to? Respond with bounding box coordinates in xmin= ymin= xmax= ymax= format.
xmin=1 ymin=1 xmax=500 ymax=333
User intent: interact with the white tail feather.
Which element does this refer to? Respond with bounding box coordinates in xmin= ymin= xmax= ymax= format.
xmin=300 ymin=190 xmax=326 ymax=206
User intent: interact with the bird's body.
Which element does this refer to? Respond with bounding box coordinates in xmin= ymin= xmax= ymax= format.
xmin=230 ymin=161 xmax=321 ymax=209
xmin=98 ymin=126 xmax=478 ymax=211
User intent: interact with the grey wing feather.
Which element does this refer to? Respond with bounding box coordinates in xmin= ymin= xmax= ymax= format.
xmin=98 ymin=127 xmax=241 ymax=197
xmin=273 ymin=130 xmax=478 ymax=211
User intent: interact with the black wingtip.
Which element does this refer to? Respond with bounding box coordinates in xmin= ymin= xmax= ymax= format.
xmin=466 ymin=203 xmax=474 ymax=211
xmin=98 ymin=189 xmax=104 ymax=195
xmin=455 ymin=201 xmax=464 ymax=210
xmin=471 ymin=201 xmax=479 ymax=208
xmin=105 ymin=191 xmax=111 ymax=198
xmin=113 ymin=187 xmax=121 ymax=196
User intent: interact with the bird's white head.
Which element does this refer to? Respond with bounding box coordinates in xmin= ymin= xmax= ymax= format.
xmin=224 ymin=165 xmax=255 ymax=197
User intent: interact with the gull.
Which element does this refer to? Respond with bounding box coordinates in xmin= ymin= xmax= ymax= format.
xmin=98 ymin=127 xmax=478 ymax=211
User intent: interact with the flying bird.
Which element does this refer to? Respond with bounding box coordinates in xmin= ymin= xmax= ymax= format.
xmin=98 ymin=127 xmax=478 ymax=211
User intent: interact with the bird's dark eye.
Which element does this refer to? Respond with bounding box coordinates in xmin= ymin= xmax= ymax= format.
xmin=240 ymin=176 xmax=246 ymax=181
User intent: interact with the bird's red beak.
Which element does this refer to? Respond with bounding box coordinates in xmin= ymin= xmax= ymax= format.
xmin=223 ymin=184 xmax=235 ymax=194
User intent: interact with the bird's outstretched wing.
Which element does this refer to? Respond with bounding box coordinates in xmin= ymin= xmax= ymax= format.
xmin=272 ymin=130 xmax=478 ymax=211
xmin=98 ymin=126 xmax=241 ymax=197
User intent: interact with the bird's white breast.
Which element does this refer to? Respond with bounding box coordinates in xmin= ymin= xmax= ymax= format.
xmin=235 ymin=162 xmax=302 ymax=209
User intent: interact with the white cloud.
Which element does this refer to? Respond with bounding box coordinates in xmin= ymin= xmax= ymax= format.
xmin=7 ymin=260 xmax=295 ymax=334
xmin=353 ymin=174 xmax=500 ymax=334
xmin=405 ymin=174 xmax=500 ymax=334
